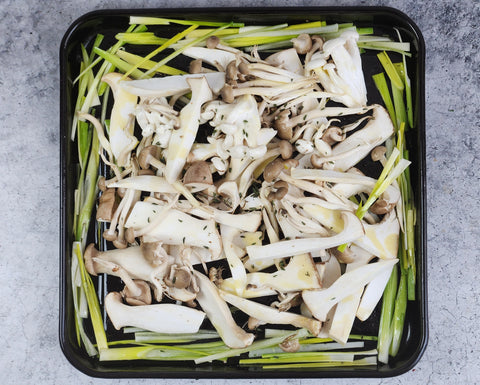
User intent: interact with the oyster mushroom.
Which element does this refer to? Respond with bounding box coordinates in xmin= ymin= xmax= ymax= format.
xmin=105 ymin=292 xmax=205 ymax=333
xmin=193 ymin=271 xmax=254 ymax=348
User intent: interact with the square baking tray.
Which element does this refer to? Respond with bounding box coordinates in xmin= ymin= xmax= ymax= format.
xmin=59 ymin=6 xmax=427 ymax=378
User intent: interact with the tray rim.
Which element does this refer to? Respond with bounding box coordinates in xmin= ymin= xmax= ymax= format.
xmin=59 ymin=5 xmax=428 ymax=379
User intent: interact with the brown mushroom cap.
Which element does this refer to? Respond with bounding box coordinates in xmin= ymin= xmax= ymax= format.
xmin=96 ymin=188 xmax=117 ymax=222
xmin=237 ymin=61 xmax=249 ymax=75
xmin=113 ymin=236 xmax=128 ymax=250
xmin=206 ymin=35 xmax=220 ymax=49
xmin=263 ymin=158 xmax=284 ymax=182
xmin=310 ymin=35 xmax=325 ymax=51
xmin=267 ymin=180 xmax=289 ymax=201
xmin=84 ymin=243 xmax=100 ymax=276
xmin=165 ymin=266 xmax=192 ymax=290
xmin=138 ymin=145 xmax=161 ymax=170
xmin=189 ymin=59 xmax=203 ymax=74
xmin=322 ymin=126 xmax=345 ymax=146
xmin=291 ymin=33 xmax=313 ymax=55
xmin=279 ymin=140 xmax=293 ymax=160
xmin=103 ymin=229 xmax=118 ymax=242
xmin=370 ymin=198 xmax=396 ymax=215
xmin=122 ymin=279 xmax=152 ymax=306
xmin=371 ymin=145 xmax=387 ymax=162
xmin=220 ymin=84 xmax=235 ymax=103
xmin=225 ymin=61 xmax=238 ymax=85
xmin=183 ymin=161 xmax=213 ymax=185
xmin=274 ymin=110 xmax=293 ymax=140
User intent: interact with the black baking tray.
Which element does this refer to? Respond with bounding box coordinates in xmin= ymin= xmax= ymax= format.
xmin=59 ymin=6 xmax=427 ymax=378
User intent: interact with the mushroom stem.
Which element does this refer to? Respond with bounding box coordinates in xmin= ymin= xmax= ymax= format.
xmin=220 ymin=291 xmax=322 ymax=336
xmin=105 ymin=292 xmax=205 ymax=333
xmin=246 ymin=211 xmax=364 ymax=262
xmin=193 ymin=271 xmax=254 ymax=348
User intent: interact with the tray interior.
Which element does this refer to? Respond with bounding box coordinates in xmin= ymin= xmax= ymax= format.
xmin=60 ymin=6 xmax=427 ymax=378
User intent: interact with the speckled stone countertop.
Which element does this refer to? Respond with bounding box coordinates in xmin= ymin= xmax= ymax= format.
xmin=1 ymin=0 xmax=478 ymax=384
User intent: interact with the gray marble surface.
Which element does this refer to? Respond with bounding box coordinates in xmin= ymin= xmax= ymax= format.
xmin=1 ymin=0 xmax=479 ymax=383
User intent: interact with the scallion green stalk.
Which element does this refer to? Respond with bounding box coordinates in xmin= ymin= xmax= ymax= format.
xmin=373 ymin=72 xmax=397 ymax=129
xmin=141 ymin=22 xmax=235 ymax=78
xmin=194 ymin=329 xmax=310 ymax=364
xmin=116 ymin=50 xmax=186 ymax=75
xmin=377 ymin=265 xmax=398 ymax=363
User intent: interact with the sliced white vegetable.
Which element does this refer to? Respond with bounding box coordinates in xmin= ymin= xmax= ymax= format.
xmin=102 ymin=73 xmax=138 ymax=167
xmin=302 ymin=258 xmax=398 ymax=322
xmin=125 ymin=201 xmax=222 ymax=258
xmin=246 ymin=211 xmax=364 ymax=262
xmin=107 ymin=175 xmax=177 ymax=193
xmin=328 ymin=250 xmax=372 ymax=344
xmin=355 ymin=210 xmax=400 ymax=260
xmin=220 ymin=224 xmax=247 ymax=296
xmin=182 ymin=46 xmax=236 ymax=70
xmin=356 ymin=265 xmax=393 ymax=321
xmin=119 ymin=72 xmax=226 ymax=97
xmin=221 ymin=253 xmax=321 ymax=297
xmin=165 ymin=77 xmax=214 ymax=183
xmin=330 ymin=105 xmax=394 ymax=171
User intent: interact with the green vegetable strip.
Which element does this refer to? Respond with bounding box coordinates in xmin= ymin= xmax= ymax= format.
xmin=71 ymin=25 xmax=145 ymax=140
xmin=392 ymin=84 xmax=408 ymax=130
xmin=356 ymin=148 xmax=401 ymax=219
xmin=100 ymin=346 xmax=206 ymax=361
xmin=377 ymin=51 xmax=404 ymax=91
xmin=194 ymin=329 xmax=310 ymax=364
xmin=71 ymin=254 xmax=97 ymax=356
xmin=377 ymin=265 xmax=398 ymax=364
xmin=396 ymin=29 xmax=414 ymax=128
xmin=373 ymin=72 xmax=397 ymax=129
xmin=183 ymin=28 xmax=239 ymax=39
xmin=135 ymin=331 xmax=221 ymax=343
xmin=93 ymin=47 xmax=147 ymax=79
xmin=116 ymin=50 xmax=186 ymax=75
xmin=73 ymin=24 xmax=145 ymax=85
xmin=142 ymin=23 xmax=234 ymax=78
xmin=129 ymin=16 xmax=244 ymax=27
xmin=75 ymin=120 xmax=100 ymax=244
xmin=357 ymin=41 xmax=411 ymax=56
xmin=406 ymin=209 xmax=416 ymax=300
xmin=224 ymin=23 xmax=289 ymax=39
xmin=389 ymin=258 xmax=408 ymax=356
xmin=240 ymin=352 xmax=356 ymax=364
xmin=227 ymin=35 xmax=302 ymax=48
xmin=73 ymin=242 xmax=108 ymax=351
xmin=115 ymin=32 xmax=168 ymax=45
xmin=122 ymin=24 xmax=197 ymax=79
xmin=285 ymin=21 xmax=326 ymax=29
xmin=225 ymin=23 xmax=336 ymax=39
xmin=256 ymin=357 xmax=378 ymax=369
xmin=249 ymin=341 xmax=365 ymax=357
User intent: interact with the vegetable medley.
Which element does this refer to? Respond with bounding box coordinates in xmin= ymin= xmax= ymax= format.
xmin=70 ymin=16 xmax=417 ymax=368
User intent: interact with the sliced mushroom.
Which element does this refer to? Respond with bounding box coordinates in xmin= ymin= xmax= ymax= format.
xmin=193 ymin=271 xmax=254 ymax=348
xmin=105 ymin=292 xmax=205 ymax=334
xmin=220 ymin=291 xmax=322 ymax=336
